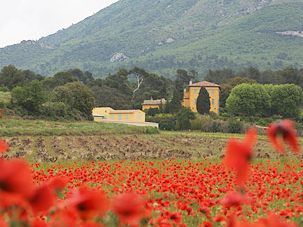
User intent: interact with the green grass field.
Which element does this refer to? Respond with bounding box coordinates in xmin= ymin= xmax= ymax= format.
xmin=0 ymin=118 xmax=158 ymax=136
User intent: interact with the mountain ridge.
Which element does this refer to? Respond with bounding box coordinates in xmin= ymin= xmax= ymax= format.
xmin=1 ymin=0 xmax=303 ymax=77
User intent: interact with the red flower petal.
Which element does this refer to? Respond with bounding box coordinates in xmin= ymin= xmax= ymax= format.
xmin=0 ymin=140 xmax=9 ymax=153
xmin=267 ymin=120 xmax=300 ymax=154
xmin=112 ymin=193 xmax=145 ymax=225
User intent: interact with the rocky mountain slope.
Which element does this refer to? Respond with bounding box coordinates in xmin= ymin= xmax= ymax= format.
xmin=0 ymin=0 xmax=303 ymax=77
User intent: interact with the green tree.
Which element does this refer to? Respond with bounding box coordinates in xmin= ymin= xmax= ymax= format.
xmin=0 ymin=65 xmax=43 ymax=90
xmin=270 ymin=84 xmax=303 ymax=118
xmin=168 ymin=69 xmax=196 ymax=113
xmin=41 ymin=102 xmax=68 ymax=119
xmin=196 ymin=87 xmax=210 ymax=115
xmin=11 ymin=80 xmax=47 ymax=114
xmin=220 ymin=77 xmax=256 ymax=108
xmin=91 ymin=85 xmax=132 ymax=109
xmin=204 ymin=68 xmax=234 ymax=84
xmin=52 ymin=82 xmax=95 ymax=119
xmin=226 ymin=83 xmax=271 ymax=117
xmin=43 ymin=71 xmax=77 ymax=90
xmin=68 ymin=69 xmax=95 ymax=85
xmin=176 ymin=108 xmax=195 ymax=130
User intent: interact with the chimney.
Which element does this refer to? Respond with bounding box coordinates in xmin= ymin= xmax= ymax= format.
xmin=189 ymin=80 xmax=193 ymax=85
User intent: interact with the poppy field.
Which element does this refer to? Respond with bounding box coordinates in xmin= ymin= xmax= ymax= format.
xmin=0 ymin=120 xmax=303 ymax=226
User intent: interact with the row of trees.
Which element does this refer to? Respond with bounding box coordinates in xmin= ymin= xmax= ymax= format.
xmin=205 ymin=67 xmax=303 ymax=86
xmin=0 ymin=65 xmax=173 ymax=119
xmin=1 ymin=64 xmax=303 ymax=121
xmin=226 ymin=84 xmax=303 ymax=118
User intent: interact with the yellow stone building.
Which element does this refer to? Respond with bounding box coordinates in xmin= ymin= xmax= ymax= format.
xmin=182 ymin=81 xmax=220 ymax=114
xmin=142 ymin=98 xmax=167 ymax=111
xmin=92 ymin=107 xmax=145 ymax=123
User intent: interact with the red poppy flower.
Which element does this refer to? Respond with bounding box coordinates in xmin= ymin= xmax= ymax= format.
xmin=224 ymin=128 xmax=257 ymax=186
xmin=221 ymin=191 xmax=248 ymax=209
xmin=169 ymin=212 xmax=182 ymax=224
xmin=48 ymin=176 xmax=68 ymax=193
xmin=48 ymin=209 xmax=78 ymax=227
xmin=0 ymin=159 xmax=35 ymax=198
xmin=201 ymin=221 xmax=213 ymax=227
xmin=68 ymin=186 xmax=109 ymax=220
xmin=31 ymin=218 xmax=48 ymax=227
xmin=0 ymin=216 xmax=8 ymax=227
xmin=267 ymin=120 xmax=300 ymax=154
xmin=28 ymin=184 xmax=55 ymax=214
xmin=112 ymin=192 xmax=145 ymax=225
xmin=254 ymin=214 xmax=297 ymax=227
xmin=0 ymin=140 xmax=8 ymax=153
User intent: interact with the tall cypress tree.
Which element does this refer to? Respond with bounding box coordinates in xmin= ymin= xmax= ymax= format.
xmin=196 ymin=87 xmax=210 ymax=115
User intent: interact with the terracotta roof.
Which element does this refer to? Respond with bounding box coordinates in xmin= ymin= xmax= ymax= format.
xmin=109 ymin=110 xmax=143 ymax=114
xmin=189 ymin=81 xmax=220 ymax=87
xmin=142 ymin=99 xmax=167 ymax=105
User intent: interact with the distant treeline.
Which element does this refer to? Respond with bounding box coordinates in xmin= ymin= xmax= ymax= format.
xmin=0 ymin=65 xmax=303 ymax=121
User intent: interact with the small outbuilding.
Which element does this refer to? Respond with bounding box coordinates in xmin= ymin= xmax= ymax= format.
xmin=92 ymin=107 xmax=145 ymax=123
xmin=142 ymin=98 xmax=167 ymax=111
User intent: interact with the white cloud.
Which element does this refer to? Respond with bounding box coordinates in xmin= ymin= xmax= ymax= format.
xmin=0 ymin=0 xmax=119 ymax=47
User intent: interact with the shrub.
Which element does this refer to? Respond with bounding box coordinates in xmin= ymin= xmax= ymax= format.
xmin=227 ymin=119 xmax=244 ymax=134
xmin=176 ymin=108 xmax=195 ymax=130
xmin=146 ymin=114 xmax=176 ymax=131
xmin=190 ymin=115 xmax=226 ymax=133
xmin=41 ymin=102 xmax=68 ymax=119
xmin=11 ymin=80 xmax=47 ymax=115
xmin=146 ymin=108 xmax=160 ymax=116
xmin=51 ymin=82 xmax=95 ymax=120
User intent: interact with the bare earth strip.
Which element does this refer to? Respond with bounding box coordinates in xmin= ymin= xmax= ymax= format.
xmin=2 ymin=132 xmax=296 ymax=162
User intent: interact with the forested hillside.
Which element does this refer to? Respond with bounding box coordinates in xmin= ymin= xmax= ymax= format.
xmin=0 ymin=0 xmax=303 ymax=77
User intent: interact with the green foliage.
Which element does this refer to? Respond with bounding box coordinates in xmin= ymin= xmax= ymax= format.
xmin=129 ymin=67 xmax=170 ymax=107
xmin=196 ymin=87 xmax=210 ymax=115
xmin=41 ymin=102 xmax=68 ymax=119
xmin=270 ymin=84 xmax=303 ymax=118
xmin=167 ymin=69 xmax=196 ymax=113
xmin=0 ymin=65 xmax=43 ymax=90
xmin=226 ymin=83 xmax=271 ymax=117
xmin=68 ymin=69 xmax=94 ymax=85
xmin=0 ymin=118 xmax=158 ymax=137
xmin=91 ymin=67 xmax=170 ymax=110
xmin=146 ymin=108 xmax=160 ymax=116
xmin=176 ymin=108 xmax=195 ymax=130
xmin=0 ymin=92 xmax=11 ymax=108
xmin=146 ymin=114 xmax=176 ymax=131
xmin=2 ymin=2 xmax=303 ymax=76
xmin=11 ymin=80 xmax=47 ymax=114
xmin=226 ymin=83 xmax=303 ymax=118
xmin=220 ymin=76 xmax=256 ymax=108
xmin=227 ymin=119 xmax=245 ymax=134
xmin=190 ymin=115 xmax=246 ymax=133
xmin=51 ymin=82 xmax=95 ymax=120
xmin=43 ymin=71 xmax=78 ymax=90
xmin=91 ymin=85 xmax=132 ymax=110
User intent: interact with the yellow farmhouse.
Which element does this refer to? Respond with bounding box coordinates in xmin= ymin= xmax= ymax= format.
xmin=92 ymin=107 xmax=145 ymax=123
xmin=182 ymin=81 xmax=220 ymax=114
xmin=142 ymin=98 xmax=167 ymax=111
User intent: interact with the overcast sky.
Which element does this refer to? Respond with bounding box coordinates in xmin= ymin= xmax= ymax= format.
xmin=0 ymin=0 xmax=119 ymax=48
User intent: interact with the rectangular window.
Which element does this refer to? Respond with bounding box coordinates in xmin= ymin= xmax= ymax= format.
xmin=125 ymin=114 xmax=129 ymax=121
xmin=111 ymin=115 xmax=115 ymax=120
xmin=118 ymin=114 xmax=122 ymax=120
xmin=211 ymin=99 xmax=215 ymax=105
